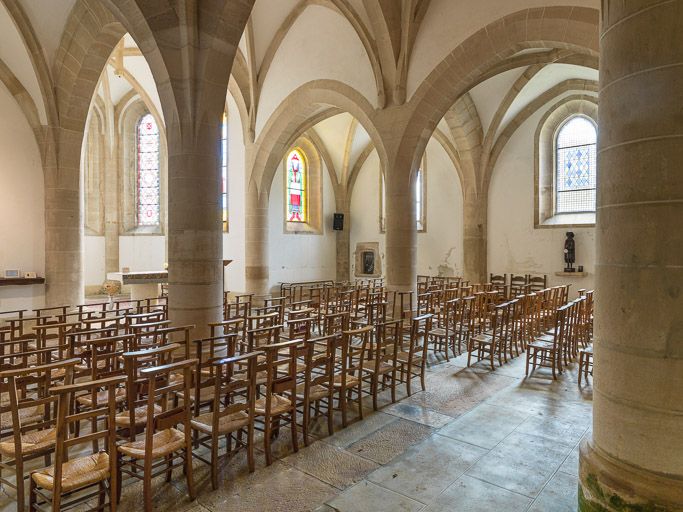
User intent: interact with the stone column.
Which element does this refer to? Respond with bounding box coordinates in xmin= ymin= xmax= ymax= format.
xmin=44 ymin=127 xmax=83 ymax=307
xmin=463 ymin=190 xmax=487 ymax=283
xmin=385 ymin=168 xmax=416 ymax=291
xmin=335 ymin=198 xmax=351 ymax=282
xmin=167 ymin=117 xmax=223 ymax=339
xmin=104 ymin=128 xmax=119 ymax=274
xmin=245 ymin=180 xmax=269 ymax=297
xmin=578 ymin=2 xmax=683 ymax=510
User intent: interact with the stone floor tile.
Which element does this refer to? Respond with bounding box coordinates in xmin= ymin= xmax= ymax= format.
xmin=326 ymin=481 xmax=425 ymax=512
xmin=346 ymin=418 xmax=433 ymax=464
xmin=283 ymin=440 xmax=380 ymax=490
xmin=422 ymin=475 xmax=532 ymax=512
xmin=322 ymin=411 xmax=397 ymax=449
xmin=516 ymin=412 xmax=589 ymax=446
xmin=438 ymin=403 xmax=529 ymax=449
xmin=382 ymin=401 xmax=454 ymax=428
xmin=465 ymin=431 xmax=574 ymax=497
xmin=528 ymin=470 xmax=579 ymax=512
xmin=405 ymin=368 xmax=516 ymax=418
xmin=197 ymin=461 xmax=337 ymax=512
xmin=367 ymin=434 xmax=487 ymax=502
xmin=559 ymin=446 xmax=580 ymax=477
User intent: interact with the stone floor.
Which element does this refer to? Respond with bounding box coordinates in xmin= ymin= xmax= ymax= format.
xmin=2 ymin=351 xmax=593 ymax=511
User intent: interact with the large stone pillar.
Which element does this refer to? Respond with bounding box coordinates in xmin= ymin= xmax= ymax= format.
xmin=463 ymin=190 xmax=487 ymax=283
xmin=44 ymin=127 xmax=83 ymax=307
xmin=167 ymin=117 xmax=223 ymax=338
xmin=385 ymin=167 xmax=416 ymax=291
xmin=245 ymin=180 xmax=269 ymax=297
xmin=579 ymin=2 xmax=683 ymax=510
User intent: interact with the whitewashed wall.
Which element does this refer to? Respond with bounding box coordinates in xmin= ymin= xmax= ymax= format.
xmin=223 ymin=94 xmax=246 ymax=293
xmin=417 ymin=139 xmax=464 ymax=277
xmin=488 ymin=108 xmax=596 ymax=291
xmin=268 ymin=159 xmax=337 ymax=292
xmin=0 ymin=83 xmax=45 ymax=310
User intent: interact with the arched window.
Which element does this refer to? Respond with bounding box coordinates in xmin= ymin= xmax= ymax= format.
xmin=286 ymin=149 xmax=307 ymax=223
xmin=555 ymin=116 xmax=597 ymax=214
xmin=136 ymin=113 xmax=160 ymax=226
xmin=221 ymin=112 xmax=228 ymax=232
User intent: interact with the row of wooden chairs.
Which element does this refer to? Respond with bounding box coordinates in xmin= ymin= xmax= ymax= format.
xmin=0 ymin=292 xmax=438 ymax=511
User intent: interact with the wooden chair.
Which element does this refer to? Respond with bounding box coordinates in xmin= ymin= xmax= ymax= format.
xmin=510 ymin=274 xmax=529 ymax=296
xmin=334 ymin=326 xmax=372 ymax=427
xmin=527 ymin=274 xmax=548 ymax=293
xmin=116 ymin=359 xmax=197 ymax=512
xmin=116 ymin=344 xmax=180 ymax=441
xmin=295 ymin=334 xmax=338 ymax=445
xmin=0 ymin=359 xmax=79 ymax=511
xmin=191 ymin=351 xmax=260 ymax=489
xmin=253 ymin=340 xmax=300 ymax=465
xmin=29 ymin=376 xmax=124 ymax=512
xmin=526 ymin=304 xmax=568 ymax=379
xmin=468 ymin=303 xmax=506 ymax=370
xmin=396 ymin=314 xmax=433 ymax=396
xmin=428 ymin=298 xmax=458 ymax=362
xmin=363 ymin=320 xmax=399 ymax=411
xmin=578 ymin=344 xmax=593 ymax=386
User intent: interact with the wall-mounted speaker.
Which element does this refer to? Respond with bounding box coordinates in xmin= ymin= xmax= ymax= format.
xmin=333 ymin=213 xmax=344 ymax=231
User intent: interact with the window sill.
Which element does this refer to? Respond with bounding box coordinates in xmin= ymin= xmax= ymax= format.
xmin=284 ymin=222 xmax=321 ymax=235
xmin=123 ymin=226 xmax=164 ymax=236
xmin=536 ymin=213 xmax=595 ymax=229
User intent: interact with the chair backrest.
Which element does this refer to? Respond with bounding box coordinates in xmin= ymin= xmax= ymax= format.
xmin=120 ymin=343 xmax=180 ymax=438
xmin=207 ymin=351 xmax=260 ymax=433
xmin=0 ymin=358 xmax=79 ymax=443
xmin=304 ymin=333 xmax=340 ymax=395
xmin=323 ymin=311 xmax=350 ymax=335
xmin=528 ymin=274 xmax=548 ymax=293
xmin=139 ymin=359 xmax=197 ymax=457
xmin=256 ymin=340 xmax=301 ymax=421
xmin=372 ymin=320 xmax=400 ymax=372
xmin=247 ymin=324 xmax=282 ymax=352
xmin=404 ymin=314 xmax=433 ymax=360
xmin=338 ymin=326 xmax=372 ymax=386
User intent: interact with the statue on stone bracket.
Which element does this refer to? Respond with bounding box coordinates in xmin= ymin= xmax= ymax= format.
xmin=564 ymin=231 xmax=576 ymax=272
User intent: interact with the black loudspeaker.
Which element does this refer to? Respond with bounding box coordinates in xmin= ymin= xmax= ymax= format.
xmin=333 ymin=213 xmax=344 ymax=231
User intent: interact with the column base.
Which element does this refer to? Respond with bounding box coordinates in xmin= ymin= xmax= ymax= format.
xmin=579 ymin=439 xmax=683 ymax=512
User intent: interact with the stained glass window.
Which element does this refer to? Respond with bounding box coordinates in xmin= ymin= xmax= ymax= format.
xmin=556 ymin=116 xmax=597 ymax=214
xmin=136 ymin=113 xmax=160 ymax=226
xmin=286 ymin=149 xmax=307 ymax=223
xmin=415 ymin=167 xmax=425 ymax=231
xmin=221 ymin=112 xmax=228 ymax=232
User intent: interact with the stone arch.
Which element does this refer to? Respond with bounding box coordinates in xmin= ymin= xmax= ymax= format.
xmin=397 ymin=7 xmax=600 ymax=184
xmin=250 ymin=79 xmax=389 ymax=204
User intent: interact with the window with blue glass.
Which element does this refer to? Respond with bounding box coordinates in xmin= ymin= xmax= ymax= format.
xmin=555 ymin=116 xmax=597 ymax=214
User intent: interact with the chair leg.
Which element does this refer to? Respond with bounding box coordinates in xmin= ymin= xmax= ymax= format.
xmin=29 ymin=473 xmax=37 ymax=512
xmin=247 ymin=424 xmax=255 ymax=473
xmin=578 ymin=353 xmax=584 ymax=386
xmin=185 ymin=446 xmax=196 ymax=500
xmin=303 ymin=400 xmax=310 ymax=447
xmin=264 ymin=416 xmax=273 ymax=466
xmin=372 ymin=377 xmax=378 ymax=411
xmin=16 ymin=459 xmax=24 ymax=512
xmin=340 ymin=389 xmax=348 ymax=428
xmin=211 ymin=433 xmax=219 ymax=490
xmin=357 ymin=383 xmax=364 ymax=420
xmin=143 ymin=458 xmax=153 ymax=512
xmin=290 ymin=411 xmax=299 ymax=453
